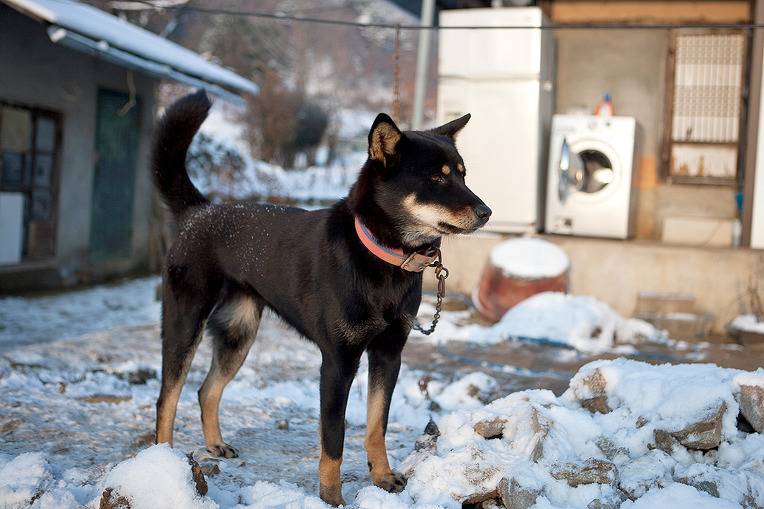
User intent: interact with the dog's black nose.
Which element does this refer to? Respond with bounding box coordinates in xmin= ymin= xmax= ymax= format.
xmin=475 ymin=204 xmax=492 ymax=220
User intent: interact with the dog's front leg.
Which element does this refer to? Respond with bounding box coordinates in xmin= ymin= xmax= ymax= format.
xmin=318 ymin=348 xmax=361 ymax=506
xmin=365 ymin=324 xmax=408 ymax=493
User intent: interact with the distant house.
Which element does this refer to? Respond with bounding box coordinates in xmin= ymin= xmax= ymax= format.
xmin=0 ymin=0 xmax=257 ymax=292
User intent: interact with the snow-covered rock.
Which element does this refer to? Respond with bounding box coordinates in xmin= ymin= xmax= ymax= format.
xmin=97 ymin=444 xmax=216 ymax=509
xmin=468 ymin=292 xmax=667 ymax=353
xmin=395 ymin=359 xmax=764 ymax=508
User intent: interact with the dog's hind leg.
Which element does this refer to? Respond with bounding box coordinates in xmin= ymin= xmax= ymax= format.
xmin=199 ymin=289 xmax=264 ymax=458
xmin=156 ymin=269 xmax=220 ymax=447
xmin=318 ymin=345 xmax=363 ymax=507
xmin=365 ymin=321 xmax=409 ymax=493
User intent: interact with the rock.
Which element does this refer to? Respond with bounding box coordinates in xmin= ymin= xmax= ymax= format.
xmin=99 ymin=487 xmax=131 ymax=509
xmin=656 ymin=403 xmax=726 ymax=451
xmin=275 ymin=419 xmax=289 ymax=430
xmin=414 ymin=433 xmax=438 ymax=452
xmin=498 ymin=477 xmax=540 ymax=509
xmin=529 ymin=407 xmax=549 ymax=462
xmin=418 ymin=375 xmax=432 ymax=394
xmin=474 ymin=417 xmax=507 ymax=439
xmin=579 ymin=369 xmax=611 ymax=414
xmin=200 ymin=462 xmax=220 ymax=477
xmin=131 ymin=431 xmax=155 ymax=449
xmin=636 ymin=416 xmax=648 ymax=428
xmin=187 ymin=455 xmax=208 ymax=496
xmin=618 ymin=450 xmax=675 ymax=500
xmin=739 ymin=385 xmax=764 ymax=433
xmin=551 ymin=459 xmax=617 ymax=487
xmin=424 ymin=418 xmax=440 ymax=437
xmin=462 ymin=458 xmax=503 ymax=505
xmin=77 ymin=394 xmax=131 ymax=404
xmin=126 ymin=368 xmax=156 ymax=385
xmin=676 ymin=476 xmax=720 ymax=498
xmin=0 ymin=417 xmax=23 ymax=434
xmin=587 ymin=493 xmax=626 ymax=509
xmin=462 ymin=487 xmax=499 ymax=505
xmin=596 ymin=437 xmax=628 ymax=461
xmin=582 ymin=396 xmax=611 ymax=414
xmin=653 ymin=430 xmax=679 ymax=454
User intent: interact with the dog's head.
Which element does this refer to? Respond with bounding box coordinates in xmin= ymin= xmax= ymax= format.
xmin=352 ymin=113 xmax=491 ymax=247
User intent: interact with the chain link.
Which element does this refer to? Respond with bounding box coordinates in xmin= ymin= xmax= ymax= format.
xmin=411 ymin=250 xmax=449 ymax=336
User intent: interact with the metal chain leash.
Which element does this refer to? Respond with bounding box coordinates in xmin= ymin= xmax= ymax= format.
xmin=392 ymin=24 xmax=401 ymax=123
xmin=411 ymin=249 xmax=449 ymax=336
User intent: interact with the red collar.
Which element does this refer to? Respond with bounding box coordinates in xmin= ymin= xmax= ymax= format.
xmin=354 ymin=217 xmax=440 ymax=272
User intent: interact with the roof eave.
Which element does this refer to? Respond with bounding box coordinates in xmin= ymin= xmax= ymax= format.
xmin=46 ymin=24 xmax=256 ymax=106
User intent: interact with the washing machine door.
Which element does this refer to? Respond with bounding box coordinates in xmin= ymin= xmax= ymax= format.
xmin=558 ymin=137 xmax=582 ymax=204
xmin=557 ymin=138 xmax=618 ymax=204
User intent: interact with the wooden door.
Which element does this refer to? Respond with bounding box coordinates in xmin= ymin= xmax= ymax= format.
xmin=89 ymin=89 xmax=140 ymax=262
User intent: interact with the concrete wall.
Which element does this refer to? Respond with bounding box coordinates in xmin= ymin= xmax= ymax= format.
xmin=554 ymin=27 xmax=740 ymax=242
xmin=425 ymin=233 xmax=764 ymax=332
xmin=0 ymin=6 xmax=156 ymax=288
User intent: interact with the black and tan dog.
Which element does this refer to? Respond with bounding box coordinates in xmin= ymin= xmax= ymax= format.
xmin=152 ymin=91 xmax=491 ymax=506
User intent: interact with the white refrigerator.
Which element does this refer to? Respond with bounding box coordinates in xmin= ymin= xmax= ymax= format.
xmin=437 ymin=7 xmax=554 ymax=233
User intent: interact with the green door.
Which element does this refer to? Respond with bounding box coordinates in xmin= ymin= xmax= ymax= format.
xmin=90 ymin=89 xmax=140 ymax=261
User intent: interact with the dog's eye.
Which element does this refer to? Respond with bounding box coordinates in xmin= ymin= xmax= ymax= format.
xmin=430 ymin=174 xmax=447 ymax=184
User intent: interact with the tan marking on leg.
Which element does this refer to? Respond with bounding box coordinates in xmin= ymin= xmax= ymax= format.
xmin=199 ymin=305 xmax=260 ymax=457
xmin=365 ymin=387 xmax=406 ymax=493
xmin=156 ymin=329 xmax=204 ymax=446
xmin=457 ymin=163 xmax=464 ymax=173
xmin=199 ymin=358 xmax=226 ymax=447
xmin=441 ymin=164 xmax=451 ymax=175
xmin=319 ymin=453 xmax=344 ymax=506
xmin=156 ymin=384 xmax=182 ymax=446
xmin=365 ymin=388 xmax=391 ymax=480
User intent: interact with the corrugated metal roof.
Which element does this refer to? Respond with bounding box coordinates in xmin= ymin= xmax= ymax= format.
xmin=3 ymin=0 xmax=258 ymax=101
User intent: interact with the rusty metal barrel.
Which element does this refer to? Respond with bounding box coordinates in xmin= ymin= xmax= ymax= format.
xmin=473 ymin=237 xmax=570 ymax=323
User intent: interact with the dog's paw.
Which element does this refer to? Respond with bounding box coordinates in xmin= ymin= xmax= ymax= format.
xmin=206 ymin=443 xmax=238 ymax=458
xmin=372 ymin=471 xmax=407 ymax=493
xmin=319 ymin=484 xmax=346 ymax=507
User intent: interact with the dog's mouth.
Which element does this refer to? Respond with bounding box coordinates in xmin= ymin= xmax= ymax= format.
xmin=436 ymin=222 xmax=477 ymax=235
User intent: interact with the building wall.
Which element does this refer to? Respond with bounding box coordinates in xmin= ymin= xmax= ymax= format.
xmin=0 ymin=6 xmax=156 ymax=288
xmin=550 ymin=2 xmax=748 ymax=243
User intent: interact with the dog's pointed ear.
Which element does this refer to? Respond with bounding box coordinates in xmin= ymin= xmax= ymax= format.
xmin=368 ymin=113 xmax=402 ymax=167
xmin=432 ymin=113 xmax=471 ymax=140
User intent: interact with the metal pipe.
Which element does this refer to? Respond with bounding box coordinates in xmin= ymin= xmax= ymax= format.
xmin=411 ymin=0 xmax=435 ymax=130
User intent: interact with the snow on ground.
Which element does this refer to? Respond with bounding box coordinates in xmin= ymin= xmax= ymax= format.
xmin=0 ymin=276 xmax=160 ymax=348
xmin=1 ymin=278 xmax=758 ymax=508
xmin=416 ymin=292 xmax=669 ymax=354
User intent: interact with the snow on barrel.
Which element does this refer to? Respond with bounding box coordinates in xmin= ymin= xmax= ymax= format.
xmin=473 ymin=237 xmax=570 ymax=322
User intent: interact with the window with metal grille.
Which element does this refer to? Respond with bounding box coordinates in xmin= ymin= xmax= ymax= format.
xmin=667 ymin=31 xmax=746 ymax=182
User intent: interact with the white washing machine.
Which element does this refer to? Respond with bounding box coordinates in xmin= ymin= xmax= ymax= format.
xmin=545 ymin=115 xmax=638 ymax=239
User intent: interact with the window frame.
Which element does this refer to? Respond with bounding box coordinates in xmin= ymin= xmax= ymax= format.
xmin=0 ymin=100 xmax=62 ymax=262
xmin=661 ymin=28 xmax=749 ymax=186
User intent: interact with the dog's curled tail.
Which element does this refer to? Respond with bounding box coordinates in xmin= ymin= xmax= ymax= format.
xmin=152 ymin=90 xmax=211 ymax=219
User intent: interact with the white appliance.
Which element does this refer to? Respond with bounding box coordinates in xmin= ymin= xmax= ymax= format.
xmin=437 ymin=7 xmax=554 ymax=233
xmin=545 ymin=115 xmax=638 ymax=239
xmin=0 ymin=192 xmax=24 ymax=264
